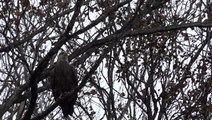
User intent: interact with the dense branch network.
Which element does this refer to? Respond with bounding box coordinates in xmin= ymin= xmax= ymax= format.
xmin=0 ymin=0 xmax=211 ymax=119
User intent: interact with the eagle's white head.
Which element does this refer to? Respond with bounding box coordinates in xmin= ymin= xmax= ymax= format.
xmin=58 ymin=51 xmax=69 ymax=62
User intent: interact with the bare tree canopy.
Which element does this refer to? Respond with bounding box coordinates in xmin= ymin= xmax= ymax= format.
xmin=0 ymin=0 xmax=211 ymax=119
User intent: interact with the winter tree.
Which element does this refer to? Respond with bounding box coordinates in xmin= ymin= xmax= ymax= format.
xmin=0 ymin=0 xmax=211 ymax=119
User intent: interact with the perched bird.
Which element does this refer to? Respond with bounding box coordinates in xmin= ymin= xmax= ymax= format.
xmin=49 ymin=51 xmax=78 ymax=117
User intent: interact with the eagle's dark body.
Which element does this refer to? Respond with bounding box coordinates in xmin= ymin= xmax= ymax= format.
xmin=49 ymin=52 xmax=78 ymax=117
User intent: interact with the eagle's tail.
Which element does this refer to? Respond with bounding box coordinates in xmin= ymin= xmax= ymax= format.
xmin=60 ymin=92 xmax=77 ymax=118
xmin=61 ymin=104 xmax=74 ymax=117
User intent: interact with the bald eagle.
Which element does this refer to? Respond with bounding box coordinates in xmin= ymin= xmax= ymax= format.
xmin=49 ymin=51 xmax=78 ymax=117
